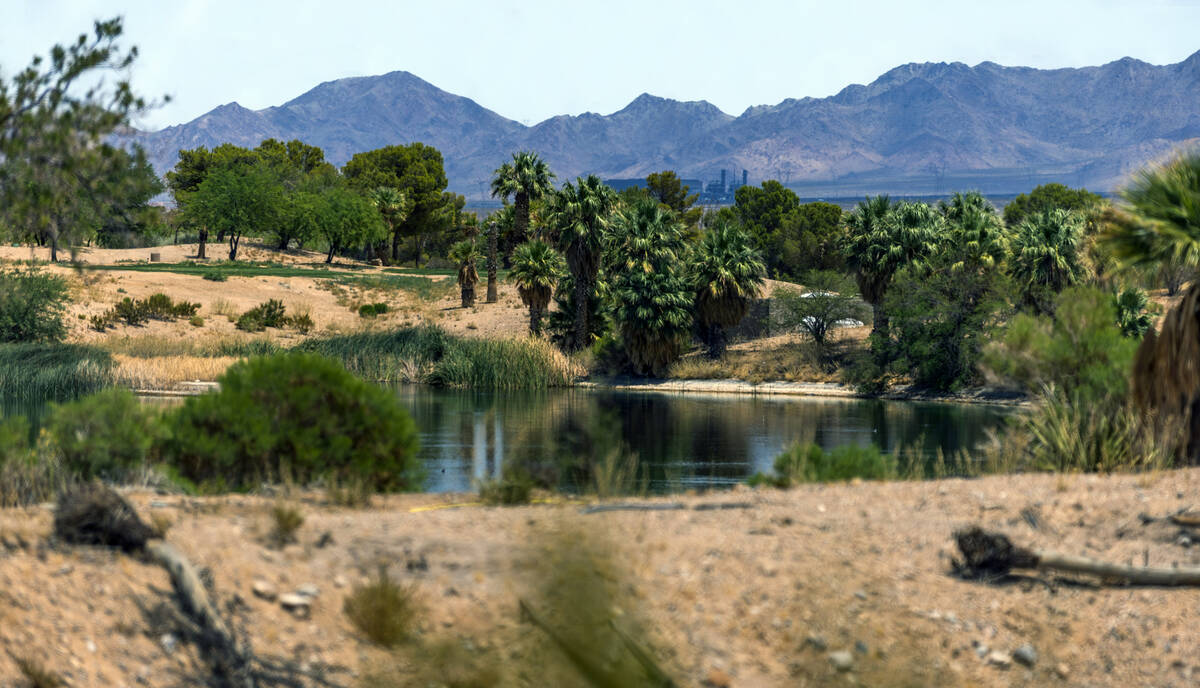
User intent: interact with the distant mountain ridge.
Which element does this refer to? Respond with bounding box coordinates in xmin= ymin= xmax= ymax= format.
xmin=128 ymin=52 xmax=1200 ymax=197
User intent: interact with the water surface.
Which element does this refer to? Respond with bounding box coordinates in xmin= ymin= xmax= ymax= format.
xmin=398 ymin=386 xmax=1014 ymax=493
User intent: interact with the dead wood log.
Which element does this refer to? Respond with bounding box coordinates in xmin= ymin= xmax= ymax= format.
xmin=954 ymin=526 xmax=1200 ymax=586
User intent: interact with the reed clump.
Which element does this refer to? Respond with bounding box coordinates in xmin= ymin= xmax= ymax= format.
xmin=299 ymin=325 xmax=579 ymax=390
xmin=0 ymin=343 xmax=113 ymax=402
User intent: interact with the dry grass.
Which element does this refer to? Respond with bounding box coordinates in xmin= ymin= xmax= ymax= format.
xmin=343 ymin=566 xmax=420 ymax=648
xmin=11 ymin=654 xmax=64 ymax=688
xmin=111 ymin=354 xmax=236 ymax=389
xmin=667 ymin=341 xmax=838 ymax=384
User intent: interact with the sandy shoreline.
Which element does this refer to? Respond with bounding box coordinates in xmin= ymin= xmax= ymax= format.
xmin=3 ymin=469 xmax=1198 ymax=686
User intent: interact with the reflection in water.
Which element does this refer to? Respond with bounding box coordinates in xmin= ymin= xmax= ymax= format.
xmin=1 ymin=387 xmax=1014 ymax=494
xmin=397 ymin=386 xmax=1013 ymax=493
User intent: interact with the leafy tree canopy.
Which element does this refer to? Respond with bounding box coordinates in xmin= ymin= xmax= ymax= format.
xmin=1003 ymin=183 xmax=1103 ymax=226
xmin=646 ymin=170 xmax=701 ymax=230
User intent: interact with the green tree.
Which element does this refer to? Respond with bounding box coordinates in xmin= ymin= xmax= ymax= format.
xmin=1003 ymin=183 xmax=1103 ymax=226
xmin=47 ymin=388 xmax=164 ymax=482
xmin=344 ymin=143 xmax=448 ymax=265
xmin=843 ymin=197 xmax=941 ymax=339
xmin=317 ymin=186 xmax=386 ymax=264
xmin=1113 ymin=286 xmax=1153 ymax=338
xmin=166 ymin=353 xmax=422 ymax=492
xmin=490 ymin=151 xmax=555 ymax=255
xmin=607 ymin=200 xmax=693 ymax=375
xmin=689 ymin=221 xmax=765 ymax=358
xmin=1008 ymin=208 xmax=1086 ymax=314
xmin=646 ymin=170 xmax=701 ymax=231
xmin=784 ymin=202 xmax=846 ymax=276
xmin=448 ymin=239 xmax=483 ymax=308
xmin=544 ymin=175 xmax=618 ymax=351
xmin=772 ymin=271 xmax=869 ymax=355
xmin=0 ymin=18 xmax=159 ymax=261
xmin=942 ymin=192 xmax=1008 ymax=274
xmin=367 ymin=186 xmax=412 ymax=263
xmin=187 ymin=161 xmax=285 ymax=260
xmin=509 ymin=240 xmax=565 ymax=335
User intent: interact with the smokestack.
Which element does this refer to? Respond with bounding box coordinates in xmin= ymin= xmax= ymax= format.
xmin=742 ymin=169 xmax=748 ymax=187
xmin=720 ymin=169 xmax=727 ymax=191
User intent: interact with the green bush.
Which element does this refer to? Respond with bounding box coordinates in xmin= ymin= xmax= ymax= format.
xmin=189 ymin=315 xmax=204 ymax=327
xmin=343 ymin=566 xmax=419 ymax=648
xmin=0 ymin=268 xmax=69 ymax=343
xmin=236 ymin=299 xmax=288 ymax=331
xmin=45 ymin=388 xmax=164 ymax=482
xmin=358 ymin=302 xmax=389 ymax=318
xmin=749 ymin=442 xmax=895 ymax=486
xmin=984 ymin=286 xmax=1137 ymax=401
xmin=164 ymin=353 xmax=422 ymax=492
xmin=201 ymin=272 xmax=227 ymax=282
xmin=478 ymin=466 xmax=535 ymax=505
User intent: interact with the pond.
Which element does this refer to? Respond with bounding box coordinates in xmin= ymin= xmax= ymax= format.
xmin=3 ymin=386 xmax=1016 ymax=494
xmin=397 ymin=386 xmax=1015 ymax=493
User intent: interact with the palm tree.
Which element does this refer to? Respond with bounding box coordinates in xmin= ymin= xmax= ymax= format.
xmin=448 ymin=239 xmax=482 ymax=308
xmin=607 ymin=199 xmax=693 ymax=375
xmin=544 ymin=175 xmax=618 ymax=351
xmin=490 ymin=151 xmax=555 ymax=254
xmin=1009 ymin=208 xmax=1086 ymax=314
xmin=690 ymin=220 xmax=766 ymax=358
xmin=485 ymin=220 xmax=499 ymax=303
xmin=368 ymin=187 xmax=409 ymax=264
xmin=843 ymin=197 xmax=940 ymax=338
xmin=1105 ymin=152 xmax=1200 ymax=460
xmin=509 ymin=239 xmax=565 ymax=335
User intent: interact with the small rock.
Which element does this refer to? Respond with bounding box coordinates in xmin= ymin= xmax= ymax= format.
xmin=1013 ymin=643 xmax=1037 ymax=667
xmin=279 ymin=593 xmax=311 ymax=619
xmin=703 ymin=667 xmax=732 ymax=687
xmin=333 ymin=575 xmax=348 ymax=589
xmin=1054 ymin=662 xmax=1070 ymax=679
xmin=806 ymin=634 xmax=827 ymax=651
xmin=159 ymin=633 xmax=177 ymax=654
xmin=296 ymin=584 xmax=319 ymax=599
xmin=854 ymin=640 xmax=868 ymax=655
xmin=1176 ymin=534 xmax=1192 ymax=548
xmin=149 ymin=500 xmax=168 ymax=508
xmin=854 ymin=590 xmax=867 ymax=600
xmin=975 ymin=644 xmax=989 ymax=659
xmin=252 ymin=581 xmax=277 ymax=601
xmin=315 ymin=532 xmax=334 ymax=548
xmin=829 ymin=650 xmax=854 ymax=672
xmin=986 ymin=651 xmax=1011 ymax=668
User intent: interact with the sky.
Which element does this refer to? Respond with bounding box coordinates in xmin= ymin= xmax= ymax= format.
xmin=4 ymin=0 xmax=1200 ymax=132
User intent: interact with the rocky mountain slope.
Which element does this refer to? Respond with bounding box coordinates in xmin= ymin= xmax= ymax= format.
xmin=129 ymin=52 xmax=1200 ymax=195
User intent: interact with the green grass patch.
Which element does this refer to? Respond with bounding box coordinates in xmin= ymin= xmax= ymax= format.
xmin=0 ymin=344 xmax=114 ymax=402
xmin=748 ymin=442 xmax=897 ymax=486
xmin=297 ymin=325 xmax=576 ymax=390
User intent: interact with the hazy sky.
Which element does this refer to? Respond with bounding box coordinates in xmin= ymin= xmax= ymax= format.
xmin=4 ymin=0 xmax=1200 ymax=131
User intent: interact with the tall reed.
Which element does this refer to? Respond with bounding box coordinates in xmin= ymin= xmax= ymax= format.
xmin=0 ymin=344 xmax=113 ymax=402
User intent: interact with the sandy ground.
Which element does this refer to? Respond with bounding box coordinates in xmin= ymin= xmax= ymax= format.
xmin=3 ymin=470 xmax=1200 ymax=687
xmin=0 ymin=242 xmax=535 ymax=346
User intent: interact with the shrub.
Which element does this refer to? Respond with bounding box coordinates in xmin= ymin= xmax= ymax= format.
xmin=189 ymin=315 xmax=204 ymax=327
xmin=202 ymin=272 xmax=227 ymax=282
xmin=0 ymin=268 xmax=69 ymax=343
xmin=984 ymin=287 xmax=1137 ymax=401
xmin=749 ymin=442 xmax=895 ymax=486
xmin=268 ymin=502 xmax=304 ymax=548
xmin=290 ymin=313 xmax=314 ymax=334
xmin=358 ymin=302 xmax=389 ymax=318
xmin=478 ymin=466 xmax=535 ymax=505
xmin=0 ymin=416 xmax=72 ymax=508
xmin=236 ymin=299 xmax=288 ymax=331
xmin=343 ymin=566 xmax=419 ymax=648
xmin=164 ymin=353 xmax=422 ymax=492
xmin=12 ymin=655 xmax=64 ymax=688
xmin=45 ymin=388 xmax=164 ymax=482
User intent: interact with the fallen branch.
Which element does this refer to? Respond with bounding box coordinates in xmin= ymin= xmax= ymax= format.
xmin=954 ymin=526 xmax=1200 ymax=586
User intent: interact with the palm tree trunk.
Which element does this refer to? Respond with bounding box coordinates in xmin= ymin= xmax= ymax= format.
xmin=391 ymin=228 xmax=401 ymax=263
xmin=573 ymin=275 xmax=590 ymax=351
xmin=462 ymin=284 xmax=476 ymax=308
xmin=486 ymin=224 xmax=499 ymax=303
xmin=706 ymin=324 xmax=726 ymax=359
xmin=529 ymin=305 xmax=542 ymax=335
xmin=515 ymin=192 xmax=530 ymax=247
xmin=871 ymin=301 xmax=888 ymax=341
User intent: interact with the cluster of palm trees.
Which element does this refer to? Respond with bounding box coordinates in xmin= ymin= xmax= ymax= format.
xmin=450 ymin=151 xmax=766 ymax=375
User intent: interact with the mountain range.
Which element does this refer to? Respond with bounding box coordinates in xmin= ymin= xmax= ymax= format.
xmin=128 ymin=51 xmax=1200 ymax=197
